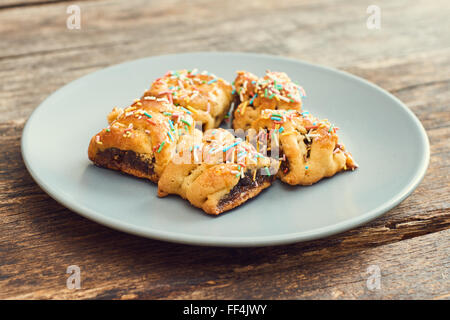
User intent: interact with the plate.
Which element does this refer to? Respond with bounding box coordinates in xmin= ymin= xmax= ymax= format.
xmin=21 ymin=52 xmax=429 ymax=246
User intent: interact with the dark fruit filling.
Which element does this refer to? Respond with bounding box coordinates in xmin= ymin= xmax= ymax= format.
xmin=95 ymin=148 xmax=155 ymax=176
xmin=218 ymin=169 xmax=275 ymax=208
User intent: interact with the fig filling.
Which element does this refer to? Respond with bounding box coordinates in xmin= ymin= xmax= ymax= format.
xmin=280 ymin=155 xmax=290 ymax=174
xmin=95 ymin=148 xmax=155 ymax=176
xmin=218 ymin=169 xmax=275 ymax=208
xmin=233 ymin=93 xmax=241 ymax=108
xmin=231 ymin=93 xmax=242 ymax=121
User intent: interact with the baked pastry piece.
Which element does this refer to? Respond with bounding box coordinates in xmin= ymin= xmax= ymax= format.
xmin=88 ymin=96 xmax=196 ymax=183
xmin=157 ymin=128 xmax=277 ymax=215
xmin=251 ymin=109 xmax=357 ymax=185
xmin=232 ymin=70 xmax=305 ymax=130
xmin=143 ymin=69 xmax=233 ymax=131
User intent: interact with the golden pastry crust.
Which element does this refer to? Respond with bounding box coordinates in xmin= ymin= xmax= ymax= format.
xmin=157 ymin=128 xmax=276 ymax=215
xmin=251 ymin=109 xmax=357 ymax=185
xmin=232 ymin=70 xmax=304 ymax=130
xmin=143 ymin=69 xmax=233 ymax=131
xmin=88 ymin=97 xmax=195 ymax=183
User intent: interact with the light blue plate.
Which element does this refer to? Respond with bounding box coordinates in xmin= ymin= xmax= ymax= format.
xmin=21 ymin=52 xmax=429 ymax=247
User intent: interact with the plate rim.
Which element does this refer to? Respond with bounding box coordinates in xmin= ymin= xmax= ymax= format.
xmin=21 ymin=51 xmax=430 ymax=247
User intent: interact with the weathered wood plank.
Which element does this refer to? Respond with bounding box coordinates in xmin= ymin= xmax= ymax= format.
xmin=0 ymin=0 xmax=449 ymax=122
xmin=0 ymin=0 xmax=75 ymax=10
xmin=0 ymin=0 xmax=448 ymax=300
xmin=1 ymin=224 xmax=448 ymax=299
xmin=1 ymin=0 xmax=448 ymax=62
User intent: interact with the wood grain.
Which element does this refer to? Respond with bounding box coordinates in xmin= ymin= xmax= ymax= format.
xmin=0 ymin=1 xmax=73 ymax=10
xmin=0 ymin=0 xmax=448 ymax=299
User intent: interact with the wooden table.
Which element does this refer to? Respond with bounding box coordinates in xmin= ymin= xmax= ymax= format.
xmin=1 ymin=0 xmax=449 ymax=300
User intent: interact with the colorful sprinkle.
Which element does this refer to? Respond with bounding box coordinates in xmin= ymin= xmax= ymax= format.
xmin=181 ymin=119 xmax=191 ymax=127
xmin=180 ymin=106 xmax=192 ymax=114
xmin=250 ymin=93 xmax=257 ymax=105
xmin=223 ymin=140 xmax=242 ymax=152
xmin=328 ymin=125 xmax=334 ymax=133
xmin=186 ymin=105 xmax=198 ymax=114
xmin=157 ymin=141 xmax=166 ymax=153
xmin=168 ymin=119 xmax=175 ymax=131
xmin=143 ymin=112 xmax=152 ymax=118
xmin=146 ymin=118 xmax=157 ymax=125
xmin=240 ymin=101 xmax=248 ymax=115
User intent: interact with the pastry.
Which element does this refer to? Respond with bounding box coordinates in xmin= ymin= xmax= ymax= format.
xmin=157 ymin=128 xmax=277 ymax=215
xmin=88 ymin=68 xmax=357 ymax=216
xmin=250 ymin=109 xmax=357 ymax=185
xmin=88 ymin=96 xmax=196 ymax=183
xmin=143 ymin=69 xmax=233 ymax=131
xmin=232 ymin=70 xmax=304 ymax=130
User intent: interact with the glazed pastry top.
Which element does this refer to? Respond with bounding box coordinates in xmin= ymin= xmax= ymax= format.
xmin=234 ymin=70 xmax=304 ymax=110
xmin=253 ymin=108 xmax=357 ymax=167
xmin=232 ymin=70 xmax=305 ymax=130
xmin=172 ymin=128 xmax=273 ymax=174
xmin=144 ymin=69 xmax=233 ymax=117
xmin=157 ymin=128 xmax=276 ymax=215
xmin=250 ymin=108 xmax=357 ymax=185
xmin=89 ymin=97 xmax=196 ymax=176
